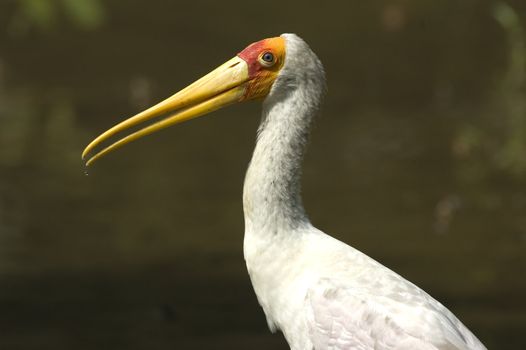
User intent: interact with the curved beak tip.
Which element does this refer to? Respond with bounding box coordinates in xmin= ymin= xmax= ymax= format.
xmin=82 ymin=56 xmax=250 ymax=166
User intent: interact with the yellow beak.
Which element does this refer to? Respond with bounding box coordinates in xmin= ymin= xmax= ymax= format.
xmin=82 ymin=56 xmax=249 ymax=166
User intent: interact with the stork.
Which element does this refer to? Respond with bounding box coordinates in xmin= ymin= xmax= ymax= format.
xmin=83 ymin=34 xmax=487 ymax=350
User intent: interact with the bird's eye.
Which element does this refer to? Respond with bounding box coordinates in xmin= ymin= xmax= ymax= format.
xmin=262 ymin=52 xmax=274 ymax=62
xmin=258 ymin=52 xmax=275 ymax=67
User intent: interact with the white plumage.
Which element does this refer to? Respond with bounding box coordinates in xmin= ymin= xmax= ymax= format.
xmin=83 ymin=32 xmax=487 ymax=350
xmin=243 ymin=34 xmax=486 ymax=350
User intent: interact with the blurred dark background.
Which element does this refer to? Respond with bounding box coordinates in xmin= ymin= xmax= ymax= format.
xmin=1 ymin=0 xmax=525 ymax=349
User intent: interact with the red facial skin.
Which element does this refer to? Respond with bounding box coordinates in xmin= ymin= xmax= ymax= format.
xmin=237 ymin=37 xmax=286 ymax=100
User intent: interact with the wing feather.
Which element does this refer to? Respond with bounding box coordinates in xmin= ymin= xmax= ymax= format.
xmin=305 ymin=278 xmax=484 ymax=350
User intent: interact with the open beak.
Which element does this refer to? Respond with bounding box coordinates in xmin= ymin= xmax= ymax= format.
xmin=82 ymin=56 xmax=249 ymax=166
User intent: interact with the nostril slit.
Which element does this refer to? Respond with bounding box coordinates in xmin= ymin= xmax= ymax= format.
xmin=229 ymin=62 xmax=240 ymax=68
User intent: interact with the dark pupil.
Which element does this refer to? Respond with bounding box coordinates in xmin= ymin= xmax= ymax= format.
xmin=263 ymin=52 xmax=274 ymax=62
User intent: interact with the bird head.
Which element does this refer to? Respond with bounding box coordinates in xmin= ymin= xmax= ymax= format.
xmin=82 ymin=35 xmax=289 ymax=166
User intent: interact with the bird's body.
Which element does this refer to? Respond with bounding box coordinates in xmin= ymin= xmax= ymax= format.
xmin=83 ymin=33 xmax=487 ymax=350
xmin=246 ymin=226 xmax=484 ymax=350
